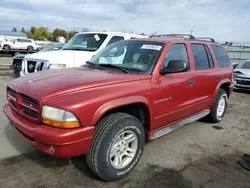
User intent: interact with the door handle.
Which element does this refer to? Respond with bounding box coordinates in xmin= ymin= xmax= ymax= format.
xmin=188 ymin=80 xmax=195 ymax=86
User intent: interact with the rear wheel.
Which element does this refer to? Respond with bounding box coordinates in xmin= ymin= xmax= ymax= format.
xmin=3 ymin=45 xmax=10 ymax=51
xmin=86 ymin=112 xmax=145 ymax=181
xmin=27 ymin=46 xmax=33 ymax=52
xmin=207 ymin=89 xmax=228 ymax=123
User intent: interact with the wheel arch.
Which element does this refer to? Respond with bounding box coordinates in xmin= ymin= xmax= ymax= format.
xmin=213 ymin=79 xmax=231 ymax=103
xmin=91 ymin=96 xmax=151 ymax=133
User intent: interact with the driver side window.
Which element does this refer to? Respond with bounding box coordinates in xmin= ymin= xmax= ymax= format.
xmin=163 ymin=44 xmax=189 ymax=71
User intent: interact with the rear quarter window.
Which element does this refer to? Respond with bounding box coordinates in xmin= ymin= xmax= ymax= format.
xmin=211 ymin=45 xmax=230 ymax=68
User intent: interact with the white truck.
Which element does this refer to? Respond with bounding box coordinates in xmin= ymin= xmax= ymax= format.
xmin=20 ymin=32 xmax=148 ymax=76
xmin=0 ymin=38 xmax=40 ymax=52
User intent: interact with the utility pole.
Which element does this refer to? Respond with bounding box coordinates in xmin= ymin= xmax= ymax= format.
xmin=190 ymin=29 xmax=193 ymax=35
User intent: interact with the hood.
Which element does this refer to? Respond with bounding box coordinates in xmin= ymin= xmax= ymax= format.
xmin=23 ymin=50 xmax=94 ymax=67
xmin=10 ymin=68 xmax=150 ymax=99
xmin=234 ymin=68 xmax=250 ymax=78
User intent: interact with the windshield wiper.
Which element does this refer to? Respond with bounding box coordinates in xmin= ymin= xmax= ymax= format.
xmin=85 ymin=61 xmax=97 ymax=69
xmin=62 ymin=48 xmax=84 ymax=51
xmin=98 ymin=64 xmax=128 ymax=73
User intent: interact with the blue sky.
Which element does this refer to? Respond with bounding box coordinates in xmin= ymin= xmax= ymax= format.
xmin=0 ymin=0 xmax=249 ymax=41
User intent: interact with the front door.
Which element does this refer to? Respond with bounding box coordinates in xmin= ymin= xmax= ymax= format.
xmin=151 ymin=43 xmax=197 ymax=129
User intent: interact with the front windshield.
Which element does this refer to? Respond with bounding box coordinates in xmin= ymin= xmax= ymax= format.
xmin=63 ymin=33 xmax=107 ymax=51
xmin=88 ymin=41 xmax=164 ymax=73
xmin=238 ymin=61 xmax=250 ymax=69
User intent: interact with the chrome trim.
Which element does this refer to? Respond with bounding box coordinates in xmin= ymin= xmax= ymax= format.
xmin=152 ymin=111 xmax=210 ymax=139
xmin=22 ymin=58 xmax=50 ymax=75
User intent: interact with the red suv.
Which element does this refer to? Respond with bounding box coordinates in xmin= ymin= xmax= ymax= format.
xmin=3 ymin=34 xmax=233 ymax=181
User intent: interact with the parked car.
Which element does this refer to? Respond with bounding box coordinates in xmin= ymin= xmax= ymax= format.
xmin=10 ymin=43 xmax=64 ymax=77
xmin=233 ymin=60 xmax=250 ymax=90
xmin=0 ymin=38 xmax=40 ymax=52
xmin=3 ymin=34 xmax=233 ymax=181
xmin=20 ymin=32 xmax=148 ymax=76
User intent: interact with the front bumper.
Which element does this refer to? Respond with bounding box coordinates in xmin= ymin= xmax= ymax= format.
xmin=3 ymin=102 xmax=95 ymax=158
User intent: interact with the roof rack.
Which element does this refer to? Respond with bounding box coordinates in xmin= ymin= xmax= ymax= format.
xmin=150 ymin=34 xmax=195 ymax=40
xmin=195 ymin=37 xmax=215 ymax=42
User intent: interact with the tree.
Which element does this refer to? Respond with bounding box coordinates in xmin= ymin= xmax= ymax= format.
xmin=68 ymin=31 xmax=78 ymax=40
xmin=26 ymin=26 xmax=52 ymax=40
xmin=20 ymin=27 xmax=26 ymax=34
xmin=140 ymin=32 xmax=146 ymax=36
xmin=11 ymin=27 xmax=17 ymax=32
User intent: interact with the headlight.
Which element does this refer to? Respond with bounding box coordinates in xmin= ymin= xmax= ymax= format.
xmin=49 ymin=64 xmax=66 ymax=69
xmin=42 ymin=106 xmax=81 ymax=128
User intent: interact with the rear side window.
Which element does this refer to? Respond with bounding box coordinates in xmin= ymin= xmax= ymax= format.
xmin=191 ymin=44 xmax=211 ymax=70
xmin=107 ymin=36 xmax=124 ymax=46
xmin=204 ymin=45 xmax=214 ymax=68
xmin=211 ymin=45 xmax=230 ymax=68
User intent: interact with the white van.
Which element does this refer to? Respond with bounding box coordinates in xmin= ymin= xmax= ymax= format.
xmin=20 ymin=32 xmax=148 ymax=76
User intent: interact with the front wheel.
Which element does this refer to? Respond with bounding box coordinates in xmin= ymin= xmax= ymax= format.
xmin=86 ymin=112 xmax=145 ymax=181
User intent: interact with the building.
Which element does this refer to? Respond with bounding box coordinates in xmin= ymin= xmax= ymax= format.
xmin=219 ymin=41 xmax=250 ymax=64
xmin=0 ymin=31 xmax=27 ymax=42
xmin=56 ymin=36 xmax=66 ymax=43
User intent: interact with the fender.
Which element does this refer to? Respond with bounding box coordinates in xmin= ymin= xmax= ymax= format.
xmin=212 ymin=78 xmax=231 ymax=103
xmin=91 ymin=95 xmax=151 ymax=125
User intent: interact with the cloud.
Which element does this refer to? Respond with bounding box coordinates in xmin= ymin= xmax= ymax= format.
xmin=0 ymin=0 xmax=250 ymax=41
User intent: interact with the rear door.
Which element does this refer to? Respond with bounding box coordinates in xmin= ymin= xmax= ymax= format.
xmin=189 ymin=43 xmax=217 ymax=111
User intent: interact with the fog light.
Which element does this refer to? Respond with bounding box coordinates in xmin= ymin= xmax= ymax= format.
xmin=50 ymin=146 xmax=55 ymax=153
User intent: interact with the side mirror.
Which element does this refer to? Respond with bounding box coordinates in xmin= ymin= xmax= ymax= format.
xmin=160 ymin=60 xmax=188 ymax=75
xmin=233 ymin=64 xmax=239 ymax=69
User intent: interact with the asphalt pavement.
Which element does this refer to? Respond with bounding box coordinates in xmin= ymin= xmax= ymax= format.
xmin=0 ymin=57 xmax=250 ymax=187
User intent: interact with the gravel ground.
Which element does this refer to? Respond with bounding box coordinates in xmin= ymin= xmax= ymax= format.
xmin=0 ymin=57 xmax=250 ymax=188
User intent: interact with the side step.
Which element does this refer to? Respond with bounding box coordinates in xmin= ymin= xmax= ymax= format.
xmin=152 ymin=111 xmax=210 ymax=139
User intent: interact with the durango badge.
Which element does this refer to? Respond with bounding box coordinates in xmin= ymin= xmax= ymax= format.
xmin=27 ymin=80 xmax=33 ymax=84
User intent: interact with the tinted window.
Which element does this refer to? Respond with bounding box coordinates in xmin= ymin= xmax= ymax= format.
xmin=163 ymin=44 xmax=189 ymax=69
xmin=18 ymin=39 xmax=31 ymax=43
xmin=107 ymin=36 xmax=124 ymax=46
xmin=204 ymin=45 xmax=214 ymax=68
xmin=191 ymin=44 xmax=210 ymax=70
xmin=211 ymin=45 xmax=230 ymax=68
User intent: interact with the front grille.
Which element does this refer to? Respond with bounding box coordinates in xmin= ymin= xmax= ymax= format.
xmin=6 ymin=87 xmax=40 ymax=123
xmin=21 ymin=94 xmax=38 ymax=108
xmin=9 ymin=87 xmax=17 ymax=97
xmin=235 ymin=77 xmax=250 ymax=85
xmin=27 ymin=61 xmax=37 ymax=73
xmin=236 ymin=80 xmax=250 ymax=85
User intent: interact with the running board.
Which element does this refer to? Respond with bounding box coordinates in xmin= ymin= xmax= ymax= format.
xmin=152 ymin=111 xmax=210 ymax=139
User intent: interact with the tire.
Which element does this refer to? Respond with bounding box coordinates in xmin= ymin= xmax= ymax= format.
xmin=86 ymin=112 xmax=145 ymax=181
xmin=27 ymin=46 xmax=33 ymax=52
xmin=3 ymin=45 xmax=10 ymax=51
xmin=207 ymin=89 xmax=228 ymax=123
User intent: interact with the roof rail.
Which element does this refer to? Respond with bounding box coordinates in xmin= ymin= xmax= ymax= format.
xmin=195 ymin=37 xmax=215 ymax=42
xmin=150 ymin=34 xmax=195 ymax=40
